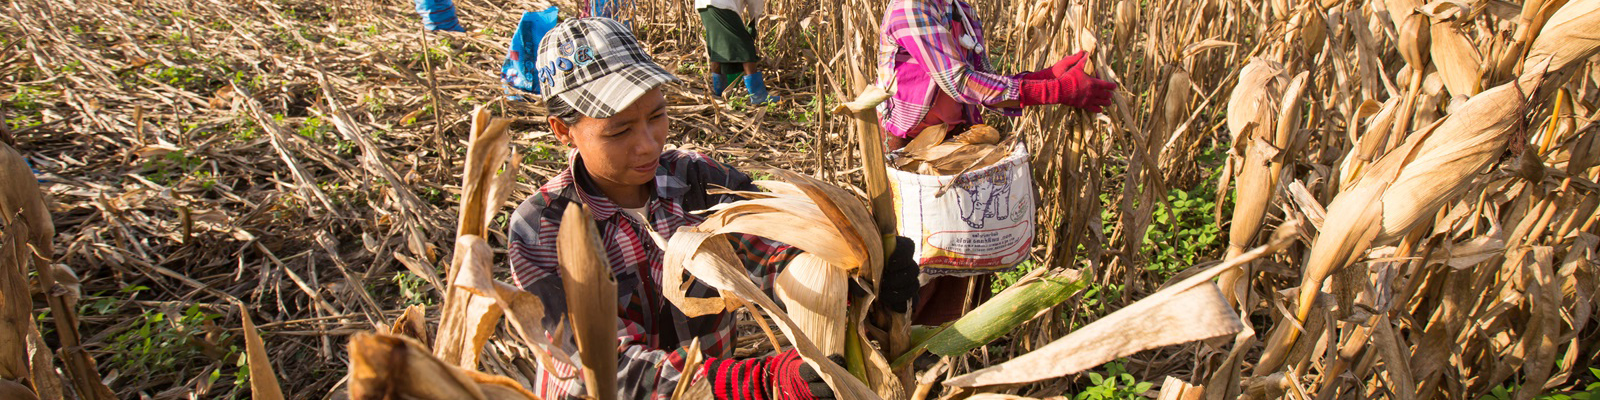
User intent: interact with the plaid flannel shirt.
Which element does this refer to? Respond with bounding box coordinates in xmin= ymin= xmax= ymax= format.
xmin=876 ymin=0 xmax=1022 ymax=139
xmin=509 ymin=149 xmax=800 ymax=399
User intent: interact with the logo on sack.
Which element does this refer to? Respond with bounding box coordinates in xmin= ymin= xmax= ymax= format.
xmin=955 ymin=163 xmax=1014 ymax=229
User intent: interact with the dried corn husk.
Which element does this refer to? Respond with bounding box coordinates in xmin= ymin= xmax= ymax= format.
xmin=1398 ymin=13 xmax=1432 ymax=69
xmin=894 ymin=125 xmax=1013 ymax=175
xmin=1429 ymin=17 xmax=1484 ymax=97
xmin=1225 ymin=59 xmax=1287 ymax=144
xmin=1266 ymin=70 xmax=1549 ymax=372
xmin=0 ymin=380 xmax=35 ymax=400
xmin=776 ymin=253 xmax=850 ymax=356
xmin=435 ymin=105 xmax=520 ymax=368
xmin=557 ymin=204 xmax=618 ymax=400
xmin=833 ymin=84 xmax=893 ymax=115
xmin=389 ymin=305 xmax=431 ymax=347
xmin=662 ymin=169 xmax=890 ymax=399
xmin=1219 ymin=59 xmax=1291 ymax=305
xmin=348 ymin=333 xmax=540 ymax=400
xmin=666 ymin=231 xmax=883 ymax=400
xmin=952 ymin=125 xmax=1001 ymax=145
xmin=452 ymin=235 xmax=574 ymax=377
xmin=1522 ymin=0 xmax=1600 ymax=74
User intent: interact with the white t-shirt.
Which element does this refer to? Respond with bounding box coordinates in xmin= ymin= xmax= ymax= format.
xmin=622 ymin=207 xmax=669 ymax=249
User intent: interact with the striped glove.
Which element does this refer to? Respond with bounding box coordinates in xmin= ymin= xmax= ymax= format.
xmin=701 ymin=350 xmax=836 ymax=400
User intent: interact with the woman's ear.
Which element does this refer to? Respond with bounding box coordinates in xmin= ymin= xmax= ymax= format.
xmin=549 ymin=115 xmax=574 ymax=146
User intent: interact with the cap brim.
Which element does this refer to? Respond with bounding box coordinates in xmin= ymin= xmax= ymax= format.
xmin=553 ymin=61 xmax=681 ymax=119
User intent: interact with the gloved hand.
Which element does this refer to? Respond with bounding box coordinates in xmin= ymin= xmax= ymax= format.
xmin=702 ymin=350 xmax=838 ymax=400
xmin=879 ymin=236 xmax=921 ymax=313
xmin=1019 ymin=61 xmax=1117 ymax=112
xmin=1016 ymin=51 xmax=1089 ymax=81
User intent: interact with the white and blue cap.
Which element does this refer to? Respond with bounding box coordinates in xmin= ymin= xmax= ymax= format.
xmin=537 ymin=17 xmax=680 ymax=119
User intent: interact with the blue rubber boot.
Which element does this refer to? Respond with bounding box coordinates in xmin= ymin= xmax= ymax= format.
xmin=711 ymin=73 xmax=731 ymax=97
xmin=744 ymin=72 xmax=779 ymax=104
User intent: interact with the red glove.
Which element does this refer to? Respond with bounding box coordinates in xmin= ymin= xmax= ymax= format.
xmin=1019 ymin=61 xmax=1117 ymax=112
xmin=1016 ymin=51 xmax=1089 ymax=81
xmin=701 ymin=350 xmax=835 ymax=400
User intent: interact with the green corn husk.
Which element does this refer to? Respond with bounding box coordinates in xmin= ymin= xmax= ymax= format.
xmin=891 ymin=270 xmax=1087 ymax=368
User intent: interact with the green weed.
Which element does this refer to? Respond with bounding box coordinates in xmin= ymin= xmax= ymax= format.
xmin=106 ymin=305 xmax=239 ymax=381
xmin=1074 ymin=361 xmax=1154 ymax=400
xmin=392 ymin=272 xmax=435 ymax=306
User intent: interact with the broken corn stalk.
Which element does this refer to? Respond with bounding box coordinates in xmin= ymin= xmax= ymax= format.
xmin=557 ymin=203 xmax=619 ymax=400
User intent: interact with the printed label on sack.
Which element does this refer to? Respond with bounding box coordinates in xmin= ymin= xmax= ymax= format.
xmin=888 ymin=144 xmax=1036 ymax=277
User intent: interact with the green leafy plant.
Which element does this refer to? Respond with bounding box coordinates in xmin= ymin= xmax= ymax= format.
xmin=1074 ymin=361 xmax=1154 ymax=400
xmin=143 ymin=149 xmax=206 ymax=185
xmin=392 ymin=271 xmax=435 ymax=306
xmin=106 ymin=305 xmax=236 ymax=378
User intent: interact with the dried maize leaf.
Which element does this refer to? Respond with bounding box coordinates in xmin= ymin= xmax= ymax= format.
xmin=0 ymin=223 xmax=30 ymax=382
xmin=0 ymin=380 xmax=35 ymax=400
xmin=1266 ymin=183 xmax=1384 ymax=373
xmin=768 ymin=169 xmax=883 ymax=281
xmin=1429 ymin=20 xmax=1484 ymax=97
xmin=451 ymin=236 xmax=574 ymax=376
xmin=349 ymin=332 xmax=536 ymax=400
xmin=664 ymin=230 xmax=881 ymax=400
xmin=240 ymin=304 xmax=285 ymax=400
xmin=390 ymin=305 xmax=431 ymax=348
xmin=1523 ymin=0 xmax=1600 ymax=74
xmin=952 ymin=125 xmax=1001 ymax=145
xmin=698 ymin=199 xmax=865 ymax=269
xmin=776 ymin=253 xmax=851 ymax=357
xmin=944 ymin=279 xmax=1240 ymax=387
xmin=1515 ymin=246 xmax=1561 ymax=400
xmin=1424 ymin=234 xmax=1507 ymax=269
xmin=941 ymin=230 xmax=1303 ymax=388
xmin=557 ymin=204 xmax=618 ymax=400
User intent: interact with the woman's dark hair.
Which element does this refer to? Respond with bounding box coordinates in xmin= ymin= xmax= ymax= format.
xmin=545 ymin=95 xmax=583 ymax=126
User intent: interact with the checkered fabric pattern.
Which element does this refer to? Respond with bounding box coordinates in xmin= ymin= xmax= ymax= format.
xmin=537 ymin=17 xmax=680 ymax=118
xmin=508 ymin=149 xmax=802 ymax=399
xmin=875 ymin=0 xmax=1022 ymax=139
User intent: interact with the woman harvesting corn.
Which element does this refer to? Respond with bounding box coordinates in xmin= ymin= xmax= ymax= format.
xmin=875 ymin=0 xmax=1116 ymax=324
xmin=511 ymin=18 xmax=917 ymax=400
xmin=696 ymin=0 xmax=780 ymax=103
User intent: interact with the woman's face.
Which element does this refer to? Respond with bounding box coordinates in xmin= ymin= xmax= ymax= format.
xmin=551 ymin=88 xmax=670 ymax=192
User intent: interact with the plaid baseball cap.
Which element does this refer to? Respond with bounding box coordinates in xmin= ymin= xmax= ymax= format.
xmin=536 ymin=18 xmax=680 ymax=119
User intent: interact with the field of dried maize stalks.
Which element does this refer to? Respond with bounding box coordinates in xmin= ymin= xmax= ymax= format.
xmin=1 ymin=0 xmax=1598 ymax=397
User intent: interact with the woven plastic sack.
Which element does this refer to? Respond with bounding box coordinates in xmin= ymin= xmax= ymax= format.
xmin=887 ymin=144 xmax=1036 ymax=277
xmin=415 ymin=0 xmax=465 ymax=32
xmin=502 ymin=7 xmax=560 ymax=96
